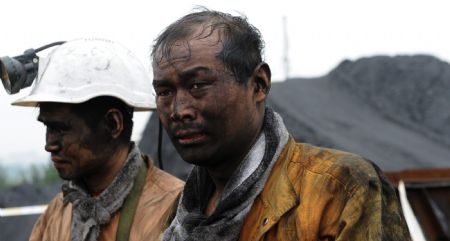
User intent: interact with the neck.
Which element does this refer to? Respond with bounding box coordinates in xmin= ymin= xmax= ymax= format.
xmin=206 ymin=161 xmax=239 ymax=192
xmin=209 ymin=113 xmax=265 ymax=191
xmin=84 ymin=143 xmax=130 ymax=195
xmin=204 ymin=108 xmax=266 ymax=215
xmin=206 ymin=129 xmax=263 ymax=211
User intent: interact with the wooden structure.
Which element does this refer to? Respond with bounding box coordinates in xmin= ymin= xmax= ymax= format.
xmin=386 ymin=168 xmax=450 ymax=241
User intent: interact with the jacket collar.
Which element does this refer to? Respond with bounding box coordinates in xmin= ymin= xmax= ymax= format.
xmin=244 ymin=138 xmax=300 ymax=240
xmin=261 ymin=138 xmax=299 ymax=216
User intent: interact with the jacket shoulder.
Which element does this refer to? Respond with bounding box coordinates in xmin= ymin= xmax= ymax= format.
xmin=287 ymin=141 xmax=382 ymax=196
xmin=141 ymin=155 xmax=184 ymax=203
xmin=129 ymin=157 xmax=184 ymax=240
xmin=29 ymin=192 xmax=72 ymax=241
xmin=148 ymin=163 xmax=185 ymax=193
xmin=42 ymin=192 xmax=67 ymax=215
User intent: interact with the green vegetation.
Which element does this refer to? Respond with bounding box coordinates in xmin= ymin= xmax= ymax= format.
xmin=0 ymin=165 xmax=10 ymax=189
xmin=0 ymin=162 xmax=59 ymax=190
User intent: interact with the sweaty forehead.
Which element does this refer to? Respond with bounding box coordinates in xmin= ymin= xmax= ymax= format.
xmin=153 ymin=28 xmax=224 ymax=68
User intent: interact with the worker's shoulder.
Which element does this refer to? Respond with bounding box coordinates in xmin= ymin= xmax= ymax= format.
xmin=46 ymin=192 xmax=64 ymax=208
xmin=288 ymin=141 xmax=381 ymax=194
xmin=145 ymin=159 xmax=184 ymax=195
xmin=39 ymin=191 xmax=71 ymax=218
xmin=151 ymin=166 xmax=184 ymax=190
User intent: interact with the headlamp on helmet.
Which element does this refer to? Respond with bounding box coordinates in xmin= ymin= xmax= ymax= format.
xmin=0 ymin=41 xmax=65 ymax=94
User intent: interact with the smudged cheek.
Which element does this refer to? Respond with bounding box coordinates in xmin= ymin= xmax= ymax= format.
xmin=201 ymin=92 xmax=234 ymax=139
xmin=63 ymin=140 xmax=96 ymax=171
xmin=157 ymin=104 xmax=172 ymax=127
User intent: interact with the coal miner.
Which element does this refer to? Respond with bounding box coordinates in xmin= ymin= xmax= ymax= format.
xmin=151 ymin=9 xmax=411 ymax=241
xmin=12 ymin=39 xmax=183 ymax=241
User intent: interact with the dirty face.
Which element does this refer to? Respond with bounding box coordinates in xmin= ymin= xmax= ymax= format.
xmin=152 ymin=30 xmax=264 ymax=169
xmin=38 ymin=103 xmax=111 ymax=180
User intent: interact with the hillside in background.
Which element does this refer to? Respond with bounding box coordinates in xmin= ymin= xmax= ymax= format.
xmin=140 ymin=54 xmax=450 ymax=179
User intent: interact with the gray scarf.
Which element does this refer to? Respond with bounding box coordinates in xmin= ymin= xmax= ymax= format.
xmin=163 ymin=108 xmax=289 ymax=241
xmin=62 ymin=143 xmax=144 ymax=241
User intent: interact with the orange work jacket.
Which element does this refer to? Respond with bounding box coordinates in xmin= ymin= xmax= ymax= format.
xmin=29 ymin=158 xmax=184 ymax=241
xmin=240 ymin=138 xmax=411 ymax=241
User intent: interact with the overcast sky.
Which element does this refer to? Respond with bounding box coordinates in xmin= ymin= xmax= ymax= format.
xmin=1 ymin=0 xmax=449 ymax=166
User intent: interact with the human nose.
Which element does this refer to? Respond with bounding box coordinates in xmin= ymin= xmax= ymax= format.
xmin=170 ymin=91 xmax=196 ymax=122
xmin=44 ymin=131 xmax=61 ymax=153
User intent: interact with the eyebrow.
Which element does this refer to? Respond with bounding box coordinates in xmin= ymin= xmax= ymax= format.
xmin=36 ymin=115 xmax=57 ymax=125
xmin=153 ymin=66 xmax=212 ymax=85
xmin=179 ymin=66 xmax=211 ymax=77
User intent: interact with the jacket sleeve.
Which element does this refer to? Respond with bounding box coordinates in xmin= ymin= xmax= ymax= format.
xmin=28 ymin=193 xmax=70 ymax=241
xmin=28 ymin=207 xmax=50 ymax=241
xmin=335 ymin=165 xmax=411 ymax=241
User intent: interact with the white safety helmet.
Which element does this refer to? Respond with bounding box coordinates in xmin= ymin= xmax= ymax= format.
xmin=12 ymin=38 xmax=155 ymax=111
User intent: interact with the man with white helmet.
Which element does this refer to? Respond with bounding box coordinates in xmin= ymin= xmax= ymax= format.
xmin=9 ymin=39 xmax=184 ymax=241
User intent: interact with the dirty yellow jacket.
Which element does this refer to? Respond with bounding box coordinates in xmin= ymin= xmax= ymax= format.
xmin=240 ymin=138 xmax=411 ymax=241
xmin=29 ymin=158 xmax=184 ymax=241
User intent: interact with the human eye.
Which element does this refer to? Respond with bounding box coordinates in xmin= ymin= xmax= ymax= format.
xmin=190 ymin=80 xmax=212 ymax=92
xmin=154 ymin=84 xmax=173 ymax=97
xmin=45 ymin=122 xmax=69 ymax=134
xmin=155 ymin=87 xmax=174 ymax=97
xmin=188 ymin=81 xmax=210 ymax=98
xmin=153 ymin=81 xmax=175 ymax=97
xmin=191 ymin=82 xmax=208 ymax=90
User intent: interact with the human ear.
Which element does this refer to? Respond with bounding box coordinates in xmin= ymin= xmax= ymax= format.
xmin=252 ymin=62 xmax=271 ymax=101
xmin=104 ymin=109 xmax=124 ymax=139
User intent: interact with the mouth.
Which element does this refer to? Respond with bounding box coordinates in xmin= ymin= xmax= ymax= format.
xmin=51 ymin=156 xmax=69 ymax=168
xmin=173 ymin=130 xmax=208 ymax=146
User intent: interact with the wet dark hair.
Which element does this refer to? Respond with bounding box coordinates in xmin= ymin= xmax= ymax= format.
xmin=151 ymin=8 xmax=265 ymax=84
xmin=71 ymin=96 xmax=134 ymax=143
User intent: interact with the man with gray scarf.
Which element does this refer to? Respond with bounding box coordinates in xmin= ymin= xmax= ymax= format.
xmin=151 ymin=9 xmax=412 ymax=241
xmin=11 ymin=39 xmax=184 ymax=241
